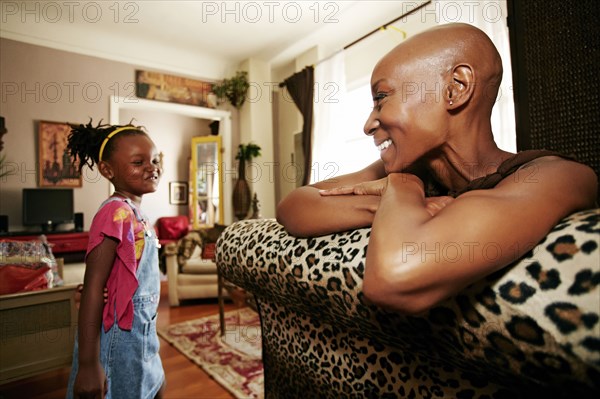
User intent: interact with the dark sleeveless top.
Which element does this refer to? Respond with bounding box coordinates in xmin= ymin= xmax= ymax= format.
xmin=438 ymin=150 xmax=570 ymax=198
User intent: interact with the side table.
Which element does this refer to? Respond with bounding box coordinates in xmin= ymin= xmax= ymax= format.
xmin=0 ymin=284 xmax=78 ymax=384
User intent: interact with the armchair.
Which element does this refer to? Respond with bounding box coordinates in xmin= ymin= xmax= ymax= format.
xmin=165 ymin=225 xmax=227 ymax=306
xmin=216 ymin=209 xmax=600 ymax=398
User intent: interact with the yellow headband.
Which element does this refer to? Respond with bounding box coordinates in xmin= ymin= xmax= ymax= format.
xmin=98 ymin=127 xmax=138 ymax=161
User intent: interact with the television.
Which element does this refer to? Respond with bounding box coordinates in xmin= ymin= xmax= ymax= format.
xmin=22 ymin=188 xmax=74 ymax=231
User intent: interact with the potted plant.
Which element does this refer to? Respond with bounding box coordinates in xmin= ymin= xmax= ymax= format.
xmin=211 ymin=71 xmax=250 ymax=109
xmin=232 ymin=142 xmax=261 ymax=220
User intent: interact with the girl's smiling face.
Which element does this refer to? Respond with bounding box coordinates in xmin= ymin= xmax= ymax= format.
xmin=104 ymin=134 xmax=162 ymax=197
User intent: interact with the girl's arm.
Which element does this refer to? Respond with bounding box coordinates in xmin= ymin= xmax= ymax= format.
xmin=73 ymin=237 xmax=118 ymax=398
xmin=276 ymin=160 xmax=387 ymax=237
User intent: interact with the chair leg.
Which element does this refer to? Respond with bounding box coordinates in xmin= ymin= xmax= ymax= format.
xmin=218 ymin=273 xmax=225 ymax=336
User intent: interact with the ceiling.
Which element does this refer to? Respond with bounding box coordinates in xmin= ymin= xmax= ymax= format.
xmin=0 ymin=1 xmax=425 ymax=79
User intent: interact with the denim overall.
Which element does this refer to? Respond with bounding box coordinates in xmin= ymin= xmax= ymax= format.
xmin=67 ymin=198 xmax=164 ymax=399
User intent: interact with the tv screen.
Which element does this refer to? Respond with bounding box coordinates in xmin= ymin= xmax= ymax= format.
xmin=23 ymin=188 xmax=74 ymax=230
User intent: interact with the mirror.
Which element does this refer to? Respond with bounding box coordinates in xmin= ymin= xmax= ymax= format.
xmin=191 ymin=136 xmax=223 ymax=228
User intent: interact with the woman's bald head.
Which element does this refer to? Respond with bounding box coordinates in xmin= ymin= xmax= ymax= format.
xmin=375 ymin=23 xmax=503 ymax=110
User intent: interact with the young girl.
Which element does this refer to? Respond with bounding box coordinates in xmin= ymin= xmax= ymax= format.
xmin=66 ymin=120 xmax=165 ymax=398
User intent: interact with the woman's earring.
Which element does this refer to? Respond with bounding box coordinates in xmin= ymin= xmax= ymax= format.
xmin=449 ymin=100 xmax=453 ymax=106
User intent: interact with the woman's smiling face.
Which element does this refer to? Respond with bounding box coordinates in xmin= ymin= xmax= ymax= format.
xmin=364 ymin=47 xmax=450 ymax=174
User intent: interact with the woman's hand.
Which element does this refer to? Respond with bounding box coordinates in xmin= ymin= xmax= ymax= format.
xmin=318 ymin=173 xmax=426 ymax=197
xmin=319 ymin=174 xmax=453 ymax=217
xmin=318 ymin=176 xmax=389 ymax=197
xmin=276 ymin=160 xmax=387 ymax=236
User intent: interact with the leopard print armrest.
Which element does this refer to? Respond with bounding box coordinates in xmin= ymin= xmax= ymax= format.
xmin=477 ymin=208 xmax=600 ymax=369
xmin=216 ymin=218 xmax=371 ymax=317
xmin=216 ymin=209 xmax=599 ymax=397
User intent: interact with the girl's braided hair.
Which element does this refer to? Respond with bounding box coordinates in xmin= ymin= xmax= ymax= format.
xmin=67 ymin=119 xmax=146 ymax=172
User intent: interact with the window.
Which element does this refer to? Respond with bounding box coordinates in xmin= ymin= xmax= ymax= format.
xmin=335 ymin=81 xmax=379 ymax=176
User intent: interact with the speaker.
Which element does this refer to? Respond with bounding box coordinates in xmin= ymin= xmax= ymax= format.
xmin=74 ymin=212 xmax=84 ymax=232
xmin=209 ymin=120 xmax=220 ymax=135
xmin=0 ymin=215 xmax=7 ymax=234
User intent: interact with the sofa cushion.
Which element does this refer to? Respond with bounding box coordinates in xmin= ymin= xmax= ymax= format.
xmin=201 ymin=243 xmax=216 ymax=260
xmin=181 ymin=258 xmax=217 ymax=274
xmin=176 ymin=225 xmax=227 ymax=269
xmin=176 ymin=231 xmax=203 ymax=267
xmin=197 ymin=224 xmax=227 ymax=247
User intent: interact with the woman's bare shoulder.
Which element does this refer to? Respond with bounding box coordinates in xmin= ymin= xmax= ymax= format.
xmin=522 ymin=155 xmax=596 ymax=186
xmin=496 ymin=155 xmax=597 ymax=210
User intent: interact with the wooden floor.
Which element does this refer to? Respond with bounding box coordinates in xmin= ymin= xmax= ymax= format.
xmin=0 ymin=282 xmax=237 ymax=399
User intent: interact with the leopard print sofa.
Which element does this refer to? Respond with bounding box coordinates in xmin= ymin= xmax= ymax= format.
xmin=216 ymin=209 xmax=599 ymax=398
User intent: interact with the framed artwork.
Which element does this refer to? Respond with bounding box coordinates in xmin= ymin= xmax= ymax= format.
xmin=169 ymin=181 xmax=189 ymax=205
xmin=135 ymin=70 xmax=216 ymax=108
xmin=38 ymin=121 xmax=82 ymax=187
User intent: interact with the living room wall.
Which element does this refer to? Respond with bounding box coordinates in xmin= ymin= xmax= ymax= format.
xmin=0 ymin=38 xmax=217 ymax=232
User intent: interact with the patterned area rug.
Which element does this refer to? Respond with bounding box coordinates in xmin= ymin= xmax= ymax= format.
xmin=158 ymin=308 xmax=263 ymax=398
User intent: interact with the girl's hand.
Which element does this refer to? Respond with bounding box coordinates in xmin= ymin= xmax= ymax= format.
xmin=319 ymin=177 xmax=389 ymax=197
xmin=73 ymin=362 xmax=107 ymax=399
xmin=75 ymin=285 xmax=108 ymax=310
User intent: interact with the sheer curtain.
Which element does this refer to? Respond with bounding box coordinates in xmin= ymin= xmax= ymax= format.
xmin=311 ymin=51 xmax=347 ymax=183
xmin=435 ymin=0 xmax=516 ymax=151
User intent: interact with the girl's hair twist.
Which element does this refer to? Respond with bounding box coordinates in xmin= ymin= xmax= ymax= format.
xmin=67 ymin=119 xmax=145 ymax=172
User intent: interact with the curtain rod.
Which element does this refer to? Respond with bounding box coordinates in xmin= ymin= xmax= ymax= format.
xmin=279 ymin=0 xmax=432 ymax=87
xmin=343 ymin=0 xmax=431 ymax=50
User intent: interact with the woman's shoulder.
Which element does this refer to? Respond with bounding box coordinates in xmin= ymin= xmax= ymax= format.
xmin=523 ymin=152 xmax=596 ymax=178
xmin=502 ymin=153 xmax=597 ymax=210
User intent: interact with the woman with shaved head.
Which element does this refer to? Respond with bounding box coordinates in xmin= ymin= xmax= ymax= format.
xmin=277 ymin=23 xmax=597 ymax=314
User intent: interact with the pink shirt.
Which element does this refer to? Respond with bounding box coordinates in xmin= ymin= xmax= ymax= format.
xmin=86 ymin=199 xmax=146 ymax=331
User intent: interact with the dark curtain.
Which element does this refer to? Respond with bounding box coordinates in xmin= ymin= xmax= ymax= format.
xmin=282 ymin=66 xmax=314 ymax=186
xmin=507 ymin=0 xmax=600 ymax=199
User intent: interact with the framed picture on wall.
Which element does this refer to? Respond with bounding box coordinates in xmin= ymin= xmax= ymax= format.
xmin=135 ymin=70 xmax=215 ymax=108
xmin=169 ymin=181 xmax=189 ymax=205
xmin=38 ymin=121 xmax=82 ymax=187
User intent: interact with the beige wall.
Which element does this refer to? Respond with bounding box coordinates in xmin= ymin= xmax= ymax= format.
xmin=239 ymin=58 xmax=276 ymax=219
xmin=0 ymin=38 xmax=218 ymax=231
